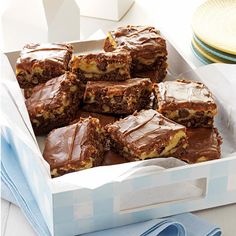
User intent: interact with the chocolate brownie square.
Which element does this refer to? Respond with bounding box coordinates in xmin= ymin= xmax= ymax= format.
xmin=25 ymin=72 xmax=84 ymax=135
xmin=104 ymin=25 xmax=168 ymax=82
xmin=106 ymin=109 xmax=188 ymax=161
xmin=83 ymin=78 xmax=152 ymax=115
xmin=43 ymin=117 xmax=105 ymax=177
xmin=69 ymin=49 xmax=131 ymax=82
xmin=154 ymin=80 xmax=217 ymax=127
xmin=16 ymin=43 xmax=73 ymax=88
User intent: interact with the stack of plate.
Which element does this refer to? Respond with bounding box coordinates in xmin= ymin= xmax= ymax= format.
xmin=191 ymin=0 xmax=236 ymax=64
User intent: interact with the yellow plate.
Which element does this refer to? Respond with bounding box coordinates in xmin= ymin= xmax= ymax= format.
xmin=192 ymin=37 xmax=234 ymax=64
xmin=192 ymin=0 xmax=236 ymax=55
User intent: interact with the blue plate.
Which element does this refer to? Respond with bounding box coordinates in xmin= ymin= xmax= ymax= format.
xmin=191 ymin=42 xmax=212 ymax=65
xmin=192 ymin=37 xmax=234 ymax=64
xmin=193 ymin=34 xmax=236 ymax=63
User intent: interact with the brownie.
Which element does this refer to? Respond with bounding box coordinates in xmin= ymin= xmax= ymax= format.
xmin=179 ymin=128 xmax=222 ymax=163
xmin=16 ymin=43 xmax=73 ymax=88
xmin=103 ymin=25 xmax=168 ymax=82
xmin=43 ymin=118 xmax=105 ymax=177
xmin=154 ymin=80 xmax=217 ymax=128
xmin=106 ymin=109 xmax=188 ymax=161
xmin=25 ymin=72 xmax=84 ymax=135
xmin=69 ymin=49 xmax=131 ymax=82
xmin=83 ymin=78 xmax=152 ymax=115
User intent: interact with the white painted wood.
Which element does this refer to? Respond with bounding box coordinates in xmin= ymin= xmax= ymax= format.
xmin=1 ymin=199 xmax=10 ymax=236
xmin=4 ymin=203 xmax=36 ymax=236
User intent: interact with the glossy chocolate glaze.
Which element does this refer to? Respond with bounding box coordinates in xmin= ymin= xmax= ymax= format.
xmin=16 ymin=43 xmax=73 ymax=70
xmin=43 ymin=118 xmax=104 ymax=170
xmin=107 ymin=25 xmax=167 ymax=58
xmin=107 ymin=109 xmax=186 ymax=153
xmin=25 ymin=72 xmax=78 ymax=111
xmin=157 ymin=80 xmax=217 ymax=110
xmin=25 ymin=72 xmax=85 ymax=135
xmin=102 ymin=150 xmax=128 ymax=165
xmin=44 ymin=123 xmax=77 ymax=167
xmin=180 ymin=128 xmax=222 ymax=163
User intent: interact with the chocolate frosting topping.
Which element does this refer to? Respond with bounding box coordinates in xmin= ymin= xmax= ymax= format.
xmin=25 ymin=72 xmax=76 ymax=112
xmin=180 ymin=128 xmax=222 ymax=163
xmin=16 ymin=43 xmax=73 ymax=72
xmin=159 ymin=79 xmax=215 ymax=103
xmin=19 ymin=43 xmax=72 ymax=62
xmin=107 ymin=109 xmax=186 ymax=151
xmin=102 ymin=150 xmax=128 ymax=166
xmin=43 ymin=118 xmax=102 ymax=169
xmin=158 ymin=79 xmax=217 ymax=110
xmin=110 ymin=25 xmax=167 ymax=57
xmin=44 ymin=123 xmax=77 ymax=166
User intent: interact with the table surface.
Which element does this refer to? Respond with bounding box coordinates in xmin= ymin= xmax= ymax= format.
xmin=1 ymin=0 xmax=236 ymax=235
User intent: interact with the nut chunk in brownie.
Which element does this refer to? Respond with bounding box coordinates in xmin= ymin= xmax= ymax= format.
xmin=179 ymin=128 xmax=222 ymax=164
xmin=43 ymin=118 xmax=105 ymax=177
xmin=83 ymin=78 xmax=152 ymax=114
xmin=26 ymin=72 xmax=84 ymax=135
xmin=103 ymin=25 xmax=168 ymax=82
xmin=69 ymin=49 xmax=131 ymax=81
xmin=154 ymin=80 xmax=217 ymax=128
xmin=16 ymin=43 xmax=73 ymax=88
xmin=106 ymin=109 xmax=188 ymax=161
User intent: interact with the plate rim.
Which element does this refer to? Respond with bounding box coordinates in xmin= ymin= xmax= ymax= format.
xmin=192 ymin=38 xmax=235 ymax=64
xmin=193 ymin=34 xmax=236 ymax=63
xmin=192 ymin=0 xmax=236 ymax=55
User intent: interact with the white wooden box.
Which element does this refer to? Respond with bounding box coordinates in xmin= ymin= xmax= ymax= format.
xmin=2 ymin=38 xmax=236 ymax=236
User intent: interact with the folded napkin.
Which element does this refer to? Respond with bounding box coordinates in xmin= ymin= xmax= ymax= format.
xmin=1 ymin=135 xmax=221 ymax=236
xmin=83 ymin=213 xmax=221 ymax=236
xmin=83 ymin=218 xmax=185 ymax=236
xmin=1 ymin=136 xmax=51 ymax=236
